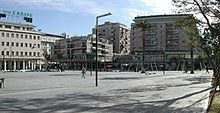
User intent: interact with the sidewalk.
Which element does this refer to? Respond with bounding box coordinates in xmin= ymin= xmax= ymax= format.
xmin=0 ymin=71 xmax=212 ymax=113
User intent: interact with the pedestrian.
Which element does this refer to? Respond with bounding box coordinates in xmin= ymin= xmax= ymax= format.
xmin=184 ymin=67 xmax=188 ymax=73
xmin=81 ymin=66 xmax=86 ymax=79
xmin=206 ymin=66 xmax=209 ymax=74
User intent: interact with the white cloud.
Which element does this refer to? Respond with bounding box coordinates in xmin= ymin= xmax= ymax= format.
xmin=2 ymin=0 xmax=109 ymax=15
xmin=140 ymin=0 xmax=175 ymax=14
xmin=127 ymin=8 xmax=148 ymax=17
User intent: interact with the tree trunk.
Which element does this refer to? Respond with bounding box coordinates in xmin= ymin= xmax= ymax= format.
xmin=141 ymin=30 xmax=145 ymax=73
xmin=207 ymin=67 xmax=220 ymax=111
xmin=190 ymin=47 xmax=194 ymax=74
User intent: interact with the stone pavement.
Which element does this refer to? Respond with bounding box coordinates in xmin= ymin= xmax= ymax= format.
xmin=0 ymin=70 xmax=212 ymax=113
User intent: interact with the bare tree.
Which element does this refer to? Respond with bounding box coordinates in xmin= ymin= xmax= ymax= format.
xmin=172 ymin=0 xmax=220 ymax=111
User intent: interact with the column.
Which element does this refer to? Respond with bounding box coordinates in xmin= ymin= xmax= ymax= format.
xmin=0 ymin=60 xmax=2 ymax=71
xmin=23 ymin=60 xmax=25 ymax=70
xmin=14 ymin=60 xmax=16 ymax=71
xmin=31 ymin=61 xmax=34 ymax=70
xmin=39 ymin=60 xmax=42 ymax=71
xmin=4 ymin=60 xmax=7 ymax=71
xmin=28 ymin=60 xmax=31 ymax=69
xmin=33 ymin=60 xmax=36 ymax=70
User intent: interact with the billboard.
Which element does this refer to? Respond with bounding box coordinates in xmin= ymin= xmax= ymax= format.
xmin=1 ymin=9 xmax=32 ymax=18
xmin=0 ymin=9 xmax=33 ymax=23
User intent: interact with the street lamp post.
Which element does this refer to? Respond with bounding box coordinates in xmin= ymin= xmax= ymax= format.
xmin=163 ymin=48 xmax=165 ymax=75
xmin=90 ymin=38 xmax=93 ymax=76
xmin=95 ymin=12 xmax=112 ymax=87
xmin=158 ymin=46 xmax=165 ymax=75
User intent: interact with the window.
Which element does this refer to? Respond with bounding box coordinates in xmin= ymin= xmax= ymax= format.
xmin=5 ymin=25 xmax=11 ymax=29
xmin=29 ymin=52 xmax=32 ymax=56
xmin=33 ymin=52 xmax=36 ymax=56
xmin=2 ymin=33 xmax=4 ymax=37
xmin=11 ymin=51 xmax=14 ymax=56
xmin=38 ymin=36 xmax=40 ymax=40
xmin=20 ymin=52 xmax=23 ymax=56
xmin=37 ymin=52 xmax=40 ymax=56
xmin=25 ymin=35 xmax=28 ymax=39
xmin=11 ymin=33 xmax=14 ymax=38
xmin=21 ymin=34 xmax=23 ymax=38
xmin=6 ymin=33 xmax=9 ymax=37
xmin=25 ymin=52 xmax=27 ymax=56
xmin=14 ymin=26 xmax=20 ymax=30
xmin=6 ymin=42 xmax=9 ymax=46
xmin=16 ymin=34 xmax=19 ymax=38
xmin=38 ymin=44 xmax=40 ymax=48
xmin=2 ymin=51 xmax=4 ymax=55
xmin=20 ymin=43 xmax=23 ymax=47
xmin=6 ymin=51 xmax=9 ymax=55
xmin=29 ymin=43 xmax=32 ymax=48
xmin=1 ymin=42 xmax=4 ymax=46
xmin=16 ymin=42 xmax=19 ymax=47
xmin=11 ymin=42 xmax=14 ymax=46
xmin=33 ymin=36 xmax=36 ymax=40
xmin=16 ymin=51 xmax=19 ymax=56
xmin=25 ymin=43 xmax=28 ymax=47
xmin=29 ymin=35 xmax=32 ymax=39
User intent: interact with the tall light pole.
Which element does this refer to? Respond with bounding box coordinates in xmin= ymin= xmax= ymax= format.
xmin=90 ymin=37 xmax=93 ymax=76
xmin=95 ymin=12 xmax=112 ymax=87
xmin=158 ymin=46 xmax=165 ymax=75
xmin=163 ymin=48 xmax=165 ymax=75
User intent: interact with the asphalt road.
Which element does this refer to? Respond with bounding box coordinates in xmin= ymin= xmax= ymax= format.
xmin=0 ymin=70 xmax=212 ymax=113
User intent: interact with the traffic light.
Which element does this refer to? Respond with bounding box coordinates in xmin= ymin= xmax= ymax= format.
xmin=0 ymin=13 xmax=6 ymax=18
xmin=24 ymin=17 xmax=33 ymax=23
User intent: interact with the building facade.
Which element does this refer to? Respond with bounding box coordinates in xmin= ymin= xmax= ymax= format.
xmin=131 ymin=14 xmax=195 ymax=70
xmin=51 ymin=34 xmax=113 ymax=70
xmin=0 ymin=22 xmax=42 ymax=71
xmin=92 ymin=22 xmax=130 ymax=54
xmin=41 ymin=33 xmax=66 ymax=57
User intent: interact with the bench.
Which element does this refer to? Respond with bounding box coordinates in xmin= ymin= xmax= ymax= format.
xmin=145 ymin=72 xmax=156 ymax=75
xmin=0 ymin=78 xmax=5 ymax=88
xmin=112 ymin=70 xmax=120 ymax=72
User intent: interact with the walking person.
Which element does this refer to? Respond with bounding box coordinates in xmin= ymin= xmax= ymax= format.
xmin=184 ymin=66 xmax=188 ymax=73
xmin=81 ymin=66 xmax=86 ymax=79
xmin=206 ymin=66 xmax=209 ymax=74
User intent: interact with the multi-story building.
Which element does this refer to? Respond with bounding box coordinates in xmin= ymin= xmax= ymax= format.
xmin=41 ymin=33 xmax=66 ymax=57
xmin=0 ymin=21 xmax=42 ymax=71
xmin=92 ymin=22 xmax=130 ymax=54
xmin=131 ymin=14 xmax=195 ymax=70
xmin=52 ymin=34 xmax=113 ymax=70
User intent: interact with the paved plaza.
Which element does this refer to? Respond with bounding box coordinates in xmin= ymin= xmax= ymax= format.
xmin=0 ymin=70 xmax=212 ymax=113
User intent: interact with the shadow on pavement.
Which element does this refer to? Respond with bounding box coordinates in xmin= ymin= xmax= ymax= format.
xmin=101 ymin=77 xmax=143 ymax=81
xmin=0 ymin=87 xmax=210 ymax=113
xmin=50 ymin=74 xmax=79 ymax=76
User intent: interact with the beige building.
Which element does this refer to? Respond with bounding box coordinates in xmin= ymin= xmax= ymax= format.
xmin=92 ymin=22 xmax=130 ymax=54
xmin=131 ymin=14 xmax=195 ymax=70
xmin=0 ymin=22 xmax=42 ymax=71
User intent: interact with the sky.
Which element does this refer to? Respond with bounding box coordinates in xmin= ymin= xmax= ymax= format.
xmin=0 ymin=0 xmax=175 ymax=36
